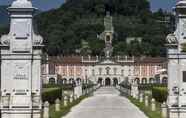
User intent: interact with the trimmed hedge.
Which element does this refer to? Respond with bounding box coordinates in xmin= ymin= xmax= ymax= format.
xmin=82 ymin=83 xmax=94 ymax=90
xmin=119 ymin=83 xmax=131 ymax=89
xmin=42 ymin=88 xmax=62 ymax=104
xmin=139 ymin=84 xmax=167 ymax=91
xmin=43 ymin=84 xmax=60 ymax=88
xmin=152 ymin=87 xmax=167 ymax=103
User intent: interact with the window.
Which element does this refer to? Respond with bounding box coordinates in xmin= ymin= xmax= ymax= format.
xmin=106 ymin=67 xmax=110 ymax=75
xmin=92 ymin=69 xmax=95 ymax=76
xmin=183 ymin=71 xmax=186 ymax=82
xmin=99 ymin=68 xmax=102 ymax=75
xmin=114 ymin=68 xmax=117 ymax=75
xmin=121 ymin=69 xmax=124 ymax=76
xmin=106 ymin=35 xmax=110 ymax=42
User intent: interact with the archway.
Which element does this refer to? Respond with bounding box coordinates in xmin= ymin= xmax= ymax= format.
xmin=162 ymin=77 xmax=168 ymax=84
xmin=76 ymin=78 xmax=81 ymax=85
xmin=49 ymin=78 xmax=55 ymax=84
xmin=156 ymin=78 xmax=160 ymax=84
xmin=105 ymin=78 xmax=111 ymax=86
xmin=63 ymin=78 xmax=67 ymax=84
xmin=135 ymin=78 xmax=140 ymax=84
xmin=142 ymin=78 xmax=147 ymax=84
xmin=98 ymin=78 xmax=103 ymax=85
xmin=69 ymin=78 xmax=74 ymax=84
xmin=57 ymin=79 xmax=63 ymax=85
xmin=113 ymin=78 xmax=118 ymax=86
xmin=149 ymin=78 xmax=155 ymax=84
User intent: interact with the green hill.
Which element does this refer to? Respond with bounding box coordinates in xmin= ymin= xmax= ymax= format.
xmin=36 ymin=0 xmax=172 ymax=56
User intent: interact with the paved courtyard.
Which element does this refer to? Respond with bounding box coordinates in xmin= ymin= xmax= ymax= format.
xmin=63 ymin=87 xmax=148 ymax=118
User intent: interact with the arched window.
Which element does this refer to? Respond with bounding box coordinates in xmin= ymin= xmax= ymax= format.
xmin=121 ymin=69 xmax=124 ymax=76
xmin=105 ymin=78 xmax=111 ymax=86
xmin=114 ymin=68 xmax=117 ymax=75
xmin=76 ymin=78 xmax=81 ymax=85
xmin=162 ymin=77 xmax=168 ymax=84
xmin=69 ymin=78 xmax=74 ymax=84
xmin=106 ymin=67 xmax=110 ymax=75
xmin=99 ymin=68 xmax=102 ymax=75
xmin=57 ymin=79 xmax=63 ymax=85
xmin=113 ymin=78 xmax=118 ymax=86
xmin=63 ymin=78 xmax=67 ymax=84
xmin=106 ymin=35 xmax=111 ymax=42
xmin=135 ymin=78 xmax=140 ymax=84
xmin=49 ymin=78 xmax=55 ymax=84
xmin=98 ymin=78 xmax=103 ymax=85
xmin=142 ymin=78 xmax=147 ymax=84
xmin=92 ymin=69 xmax=95 ymax=76
xmin=149 ymin=78 xmax=155 ymax=84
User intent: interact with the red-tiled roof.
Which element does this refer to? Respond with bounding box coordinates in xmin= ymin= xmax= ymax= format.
xmin=48 ymin=56 xmax=82 ymax=65
xmin=47 ymin=56 xmax=167 ymax=65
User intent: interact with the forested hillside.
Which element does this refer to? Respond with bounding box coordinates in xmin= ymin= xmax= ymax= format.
xmin=0 ymin=0 xmax=173 ymax=57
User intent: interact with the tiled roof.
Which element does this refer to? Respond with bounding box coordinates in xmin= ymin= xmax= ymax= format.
xmin=48 ymin=56 xmax=82 ymax=65
xmin=47 ymin=56 xmax=167 ymax=65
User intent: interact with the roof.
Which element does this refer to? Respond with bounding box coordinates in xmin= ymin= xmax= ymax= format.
xmin=11 ymin=0 xmax=33 ymax=8
xmin=134 ymin=57 xmax=167 ymax=64
xmin=48 ymin=56 xmax=82 ymax=65
xmin=46 ymin=56 xmax=167 ymax=65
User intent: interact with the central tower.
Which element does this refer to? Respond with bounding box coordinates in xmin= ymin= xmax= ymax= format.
xmin=101 ymin=12 xmax=114 ymax=58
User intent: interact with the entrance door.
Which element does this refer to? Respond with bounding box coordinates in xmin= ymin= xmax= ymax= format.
xmin=113 ymin=78 xmax=118 ymax=86
xmin=98 ymin=78 xmax=103 ymax=86
xmin=105 ymin=78 xmax=111 ymax=86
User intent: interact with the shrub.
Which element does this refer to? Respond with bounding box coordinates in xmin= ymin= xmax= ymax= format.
xmin=152 ymin=87 xmax=167 ymax=103
xmin=82 ymin=83 xmax=94 ymax=90
xmin=43 ymin=84 xmax=60 ymax=88
xmin=42 ymin=88 xmax=62 ymax=104
xmin=138 ymin=84 xmax=167 ymax=91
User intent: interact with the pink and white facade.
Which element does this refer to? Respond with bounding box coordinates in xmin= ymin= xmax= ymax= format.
xmin=42 ymin=56 xmax=167 ymax=85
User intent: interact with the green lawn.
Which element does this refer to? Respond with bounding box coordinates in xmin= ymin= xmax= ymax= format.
xmin=49 ymin=95 xmax=88 ymax=118
xmin=128 ymin=96 xmax=162 ymax=118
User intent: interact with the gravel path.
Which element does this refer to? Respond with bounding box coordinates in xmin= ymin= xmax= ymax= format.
xmin=63 ymin=87 xmax=148 ymax=118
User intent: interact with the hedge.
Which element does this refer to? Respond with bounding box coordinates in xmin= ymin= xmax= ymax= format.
xmin=42 ymin=88 xmax=62 ymax=104
xmin=43 ymin=84 xmax=60 ymax=88
xmin=152 ymin=87 xmax=167 ymax=103
xmin=138 ymin=84 xmax=167 ymax=91
xmin=82 ymin=83 xmax=94 ymax=90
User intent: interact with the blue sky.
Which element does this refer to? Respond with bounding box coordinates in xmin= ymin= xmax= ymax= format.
xmin=0 ymin=0 xmax=176 ymax=12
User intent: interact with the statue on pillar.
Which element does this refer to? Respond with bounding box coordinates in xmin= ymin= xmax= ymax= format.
xmin=98 ymin=11 xmax=114 ymax=58
xmin=0 ymin=0 xmax=43 ymax=118
xmin=166 ymin=1 xmax=186 ymax=118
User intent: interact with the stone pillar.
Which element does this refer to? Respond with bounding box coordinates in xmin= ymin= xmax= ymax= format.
xmin=70 ymin=94 xmax=73 ymax=103
xmin=166 ymin=1 xmax=186 ymax=118
xmin=145 ymin=95 xmax=149 ymax=107
xmin=140 ymin=93 xmax=143 ymax=103
xmin=55 ymin=99 xmax=60 ymax=112
xmin=74 ymin=94 xmax=77 ymax=100
xmin=151 ymin=98 xmax=156 ymax=111
xmin=64 ymin=96 xmax=68 ymax=107
xmin=131 ymin=81 xmax=139 ymax=99
xmin=0 ymin=0 xmax=43 ymax=118
xmin=74 ymin=85 xmax=82 ymax=98
xmin=43 ymin=101 xmax=49 ymax=118
xmin=161 ymin=102 xmax=167 ymax=118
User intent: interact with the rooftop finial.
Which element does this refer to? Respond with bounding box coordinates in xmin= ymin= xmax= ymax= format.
xmin=11 ymin=0 xmax=33 ymax=8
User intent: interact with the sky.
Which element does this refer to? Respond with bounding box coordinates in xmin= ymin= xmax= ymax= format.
xmin=0 ymin=0 xmax=177 ymax=12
